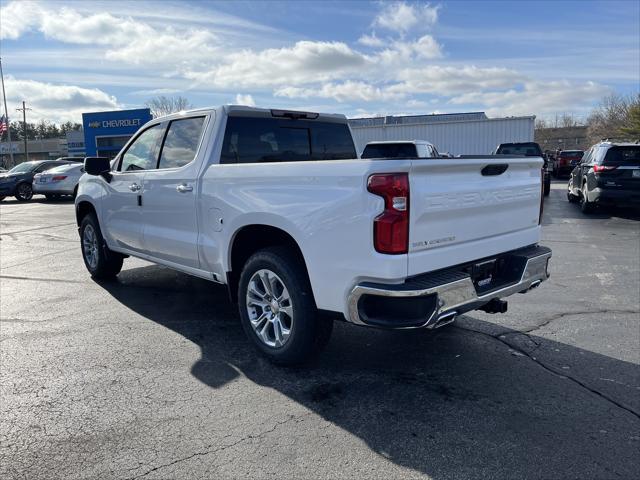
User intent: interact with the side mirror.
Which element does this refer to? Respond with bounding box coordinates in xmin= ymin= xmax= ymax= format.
xmin=84 ymin=157 xmax=112 ymax=181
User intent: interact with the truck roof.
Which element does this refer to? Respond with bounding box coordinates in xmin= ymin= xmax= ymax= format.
xmin=148 ymin=105 xmax=348 ymax=124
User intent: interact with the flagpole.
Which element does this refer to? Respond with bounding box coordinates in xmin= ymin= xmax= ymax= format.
xmin=0 ymin=57 xmax=15 ymax=167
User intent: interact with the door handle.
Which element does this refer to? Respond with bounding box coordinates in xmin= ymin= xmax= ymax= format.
xmin=129 ymin=182 xmax=141 ymax=192
xmin=176 ymin=184 xmax=193 ymax=193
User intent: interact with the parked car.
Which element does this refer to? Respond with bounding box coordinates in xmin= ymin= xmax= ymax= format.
xmin=361 ymin=140 xmax=440 ymax=159
xmin=33 ymin=162 xmax=85 ymax=200
xmin=493 ymin=142 xmax=550 ymax=196
xmin=567 ymin=141 xmax=640 ymax=213
xmin=76 ymin=106 xmax=551 ymax=365
xmin=0 ymin=160 xmax=75 ymax=201
xmin=553 ymin=150 xmax=583 ymax=178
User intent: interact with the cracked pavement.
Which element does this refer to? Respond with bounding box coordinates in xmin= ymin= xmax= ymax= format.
xmin=1 ymin=183 xmax=639 ymax=479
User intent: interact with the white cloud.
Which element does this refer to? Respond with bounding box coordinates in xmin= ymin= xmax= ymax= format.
xmin=0 ymin=1 xmax=42 ymax=39
xmin=1 ymin=2 xmax=221 ymax=67
xmin=186 ymin=41 xmax=369 ymax=88
xmin=373 ymin=2 xmax=440 ymax=33
xmin=235 ymin=94 xmax=256 ymax=106
xmin=357 ymin=33 xmax=385 ymax=48
xmin=449 ymin=80 xmax=610 ymax=117
xmin=389 ymin=66 xmax=524 ymax=96
xmin=4 ymin=77 xmax=119 ymax=123
xmin=275 ymin=81 xmax=404 ymax=103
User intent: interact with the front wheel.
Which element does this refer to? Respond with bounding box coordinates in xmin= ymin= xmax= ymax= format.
xmin=15 ymin=183 xmax=33 ymax=201
xmin=237 ymin=247 xmax=333 ymax=365
xmin=80 ymin=213 xmax=124 ymax=279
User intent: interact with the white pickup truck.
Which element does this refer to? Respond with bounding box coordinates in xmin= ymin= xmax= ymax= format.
xmin=76 ymin=106 xmax=551 ymax=364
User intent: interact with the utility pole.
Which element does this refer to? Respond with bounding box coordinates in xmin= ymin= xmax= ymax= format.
xmin=0 ymin=57 xmax=14 ymax=167
xmin=16 ymin=101 xmax=31 ymax=162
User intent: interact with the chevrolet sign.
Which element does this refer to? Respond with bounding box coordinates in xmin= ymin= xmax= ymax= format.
xmin=89 ymin=119 xmax=142 ymax=128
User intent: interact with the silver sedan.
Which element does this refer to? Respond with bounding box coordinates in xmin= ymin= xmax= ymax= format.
xmin=33 ymin=163 xmax=85 ymax=199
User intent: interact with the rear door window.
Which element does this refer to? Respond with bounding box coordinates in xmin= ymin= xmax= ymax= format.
xmin=601 ymin=146 xmax=640 ymax=166
xmin=220 ymin=116 xmax=356 ymax=164
xmin=158 ymin=117 xmax=206 ymax=169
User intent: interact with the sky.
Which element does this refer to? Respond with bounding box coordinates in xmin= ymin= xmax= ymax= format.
xmin=0 ymin=0 xmax=638 ymax=125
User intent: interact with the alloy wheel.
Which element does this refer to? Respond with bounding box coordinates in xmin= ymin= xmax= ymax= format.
xmin=82 ymin=224 xmax=99 ymax=270
xmin=246 ymin=269 xmax=293 ymax=348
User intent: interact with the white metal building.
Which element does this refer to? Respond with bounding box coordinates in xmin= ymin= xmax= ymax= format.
xmin=348 ymin=112 xmax=535 ymax=156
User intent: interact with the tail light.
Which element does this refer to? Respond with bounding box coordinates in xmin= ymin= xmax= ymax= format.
xmin=51 ymin=175 xmax=67 ymax=181
xmin=593 ymin=165 xmax=617 ymax=173
xmin=539 ymin=169 xmax=544 ymax=225
xmin=367 ymin=173 xmax=409 ymax=254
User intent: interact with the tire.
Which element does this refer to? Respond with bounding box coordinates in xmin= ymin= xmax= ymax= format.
xmin=237 ymin=246 xmax=333 ymax=365
xmin=567 ymin=181 xmax=579 ymax=203
xmin=580 ymin=183 xmax=594 ymax=214
xmin=543 ymin=175 xmax=551 ymax=196
xmin=79 ymin=213 xmax=124 ymax=279
xmin=15 ymin=182 xmax=33 ymax=201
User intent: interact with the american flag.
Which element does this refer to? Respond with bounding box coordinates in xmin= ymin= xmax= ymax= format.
xmin=0 ymin=115 xmax=7 ymax=135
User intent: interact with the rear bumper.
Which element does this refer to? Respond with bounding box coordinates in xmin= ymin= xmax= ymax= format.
xmin=33 ymin=183 xmax=75 ymax=195
xmin=347 ymin=245 xmax=551 ymax=329
xmin=591 ymin=188 xmax=640 ymax=206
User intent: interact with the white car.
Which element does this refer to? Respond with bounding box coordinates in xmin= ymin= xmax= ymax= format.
xmin=76 ymin=106 xmax=551 ymax=364
xmin=33 ymin=162 xmax=85 ymax=199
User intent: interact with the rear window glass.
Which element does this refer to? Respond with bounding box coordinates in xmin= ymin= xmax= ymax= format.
xmin=220 ymin=117 xmax=356 ymax=164
xmin=362 ymin=143 xmax=418 ymax=159
xmin=559 ymin=151 xmax=583 ymax=158
xmin=496 ymin=144 xmax=542 ymax=156
xmin=602 ymin=146 xmax=640 ymax=166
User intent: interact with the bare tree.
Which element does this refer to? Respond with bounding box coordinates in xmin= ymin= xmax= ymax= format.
xmin=145 ymin=96 xmax=193 ymax=118
xmin=535 ymin=118 xmax=548 ymax=130
xmin=587 ymin=93 xmax=639 ymax=144
xmin=559 ymin=113 xmax=581 ymax=128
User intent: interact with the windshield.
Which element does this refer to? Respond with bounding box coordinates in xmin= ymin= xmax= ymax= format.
xmin=362 ymin=143 xmax=418 ymax=159
xmin=46 ymin=164 xmax=82 ymax=174
xmin=496 ymin=143 xmax=542 ymax=156
xmin=8 ymin=162 xmax=37 ymax=174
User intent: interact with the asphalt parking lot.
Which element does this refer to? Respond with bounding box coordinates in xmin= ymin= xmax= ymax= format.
xmin=1 ymin=181 xmax=639 ymax=480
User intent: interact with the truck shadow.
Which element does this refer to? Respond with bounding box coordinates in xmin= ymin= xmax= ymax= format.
xmin=100 ymin=264 xmax=640 ymax=479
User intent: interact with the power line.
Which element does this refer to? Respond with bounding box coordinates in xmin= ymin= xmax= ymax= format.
xmin=16 ymin=101 xmax=32 ymax=162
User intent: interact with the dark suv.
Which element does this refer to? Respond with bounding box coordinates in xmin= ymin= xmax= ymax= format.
xmin=567 ymin=142 xmax=640 ymax=213
xmin=494 ymin=142 xmax=550 ymax=196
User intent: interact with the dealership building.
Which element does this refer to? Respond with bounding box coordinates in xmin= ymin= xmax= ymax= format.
xmin=82 ymin=108 xmax=152 ymax=159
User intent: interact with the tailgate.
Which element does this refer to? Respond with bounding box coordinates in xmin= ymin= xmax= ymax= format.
xmin=408 ymin=157 xmax=542 ymax=276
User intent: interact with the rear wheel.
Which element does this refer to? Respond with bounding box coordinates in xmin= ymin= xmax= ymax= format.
xmin=580 ymin=183 xmax=594 ymax=213
xmin=15 ymin=183 xmax=33 ymax=201
xmin=237 ymin=247 xmax=333 ymax=365
xmin=80 ymin=213 xmax=124 ymax=279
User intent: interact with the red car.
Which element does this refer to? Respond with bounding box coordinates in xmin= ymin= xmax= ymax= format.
xmin=553 ymin=150 xmax=583 ymax=178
